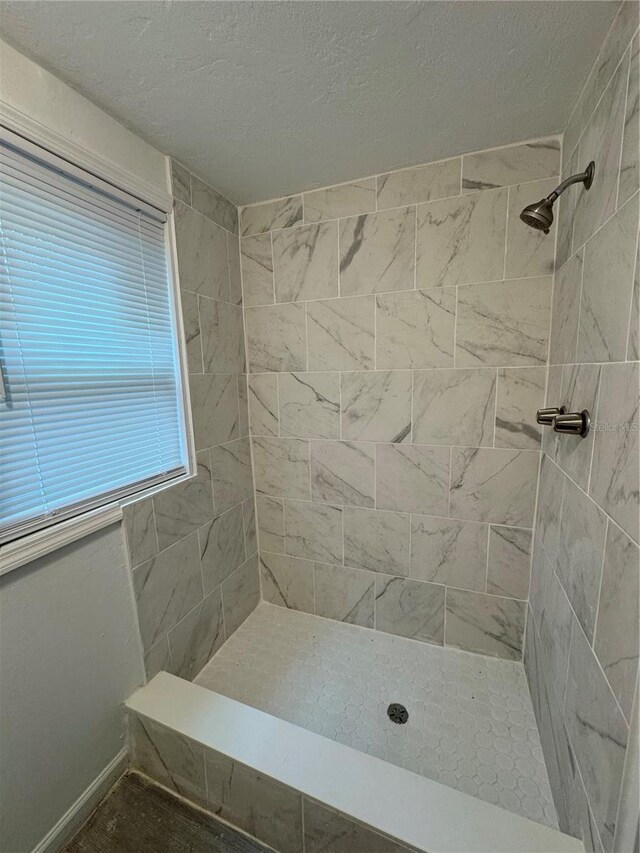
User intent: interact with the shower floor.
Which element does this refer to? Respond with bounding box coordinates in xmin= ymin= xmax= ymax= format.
xmin=195 ymin=603 xmax=558 ymax=829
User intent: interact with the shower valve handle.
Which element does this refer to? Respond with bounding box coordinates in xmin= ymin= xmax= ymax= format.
xmin=554 ymin=410 xmax=591 ymax=438
xmin=536 ymin=406 xmax=566 ymax=426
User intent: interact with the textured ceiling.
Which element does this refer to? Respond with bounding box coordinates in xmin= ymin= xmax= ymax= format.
xmin=0 ymin=1 xmax=617 ymax=203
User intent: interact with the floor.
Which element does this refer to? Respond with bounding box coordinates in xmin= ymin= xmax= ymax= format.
xmin=63 ymin=772 xmax=270 ymax=853
xmin=196 ymin=603 xmax=558 ymax=829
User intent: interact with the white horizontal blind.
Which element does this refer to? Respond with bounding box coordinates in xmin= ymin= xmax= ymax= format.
xmin=0 ymin=136 xmax=186 ymax=543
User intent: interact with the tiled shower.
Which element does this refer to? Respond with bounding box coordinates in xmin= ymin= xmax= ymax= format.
xmin=120 ymin=5 xmax=639 ymax=852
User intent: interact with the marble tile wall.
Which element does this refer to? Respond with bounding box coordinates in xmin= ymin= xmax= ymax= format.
xmin=128 ymin=711 xmax=416 ymax=853
xmin=525 ymin=6 xmax=639 ymax=853
xmin=122 ymin=163 xmax=258 ymax=680
xmin=239 ymin=134 xmax=564 ymax=662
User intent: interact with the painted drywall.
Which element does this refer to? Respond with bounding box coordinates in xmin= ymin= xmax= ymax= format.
xmin=525 ymin=4 xmax=639 ymax=853
xmin=0 ymin=525 xmax=145 ymax=853
xmin=0 ymin=1 xmax=617 ymax=203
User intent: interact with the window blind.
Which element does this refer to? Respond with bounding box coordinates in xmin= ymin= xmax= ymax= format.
xmin=0 ymin=134 xmax=187 ymax=544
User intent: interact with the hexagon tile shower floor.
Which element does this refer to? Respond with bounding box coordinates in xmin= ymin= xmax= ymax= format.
xmin=195 ymin=603 xmax=557 ymax=828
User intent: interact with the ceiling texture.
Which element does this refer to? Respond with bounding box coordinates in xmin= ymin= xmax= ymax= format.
xmin=0 ymin=1 xmax=618 ymax=204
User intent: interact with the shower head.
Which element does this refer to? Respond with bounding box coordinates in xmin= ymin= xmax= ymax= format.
xmin=520 ymin=161 xmax=595 ymax=234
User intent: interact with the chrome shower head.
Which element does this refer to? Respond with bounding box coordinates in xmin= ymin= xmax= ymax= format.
xmin=520 ymin=161 xmax=595 ymax=234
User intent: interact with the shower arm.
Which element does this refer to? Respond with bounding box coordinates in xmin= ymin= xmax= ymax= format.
xmin=545 ymin=162 xmax=595 ymax=203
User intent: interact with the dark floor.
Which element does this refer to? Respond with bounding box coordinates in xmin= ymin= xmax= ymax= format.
xmin=63 ymin=772 xmax=271 ymax=853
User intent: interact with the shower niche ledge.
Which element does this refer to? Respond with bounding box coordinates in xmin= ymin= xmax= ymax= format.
xmin=127 ymin=671 xmax=583 ymax=853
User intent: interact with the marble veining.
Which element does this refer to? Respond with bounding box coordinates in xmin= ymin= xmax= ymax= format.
xmin=255 ymin=496 xmax=284 ymax=553
xmin=416 ymin=189 xmax=507 ymax=288
xmin=200 ymin=298 xmax=245 ymax=374
xmin=310 ymin=439 xmax=375 ymax=507
xmin=170 ymin=160 xmax=191 ymax=206
xmin=410 ymin=515 xmax=487 ymax=592
xmin=260 ymin=551 xmax=314 ymax=614
xmin=549 ymin=252 xmax=582 ymax=365
xmin=412 ymin=367 xmax=495 ymax=446
xmin=618 ymin=32 xmax=639 ymax=207
xmin=445 ymin=588 xmax=526 ymax=661
xmin=210 ymin=438 xmax=254 ymax=514
xmin=306 ymin=295 xmax=375 ymax=371
xmin=313 ymin=562 xmax=374 ymax=627
xmin=555 ymin=363 xmax=600 ymax=491
xmin=240 ymin=233 xmax=274 ymax=306
xmin=278 ymin=372 xmax=340 ymax=439
xmin=495 ymin=368 xmax=545 ymax=450
xmin=461 ymin=138 xmax=560 ymax=191
xmin=174 ymin=201 xmax=230 ymax=301
xmin=284 ymin=499 xmax=343 ymax=564
xmin=339 ymin=207 xmax=415 ymax=296
xmin=199 ymin=503 xmax=246 ymax=593
xmin=375 ymin=444 xmax=449 ymax=516
xmin=375 ymin=574 xmax=445 ymax=644
xmin=167 ymin=589 xmax=225 ymax=680
xmin=376 ymin=288 xmax=455 ymax=369
xmin=248 ymin=374 xmax=279 ymax=436
xmin=180 ymin=290 xmax=202 ymax=373
xmin=487 ymin=526 xmax=532 ymax=601
xmin=303 ymin=179 xmax=375 ymax=223
xmin=221 ymin=555 xmax=260 ymax=637
xmin=123 ymin=498 xmax=158 ymax=568
xmin=455 ymin=277 xmax=552 ymax=367
xmin=241 ymin=195 xmax=303 ymax=237
xmin=272 ymin=221 xmax=338 ymax=303
xmin=191 ymin=174 xmax=238 ymax=235
xmin=251 ymin=436 xmax=311 ymax=500
xmin=189 ymin=373 xmax=239 ymax=450
xmin=343 ymin=506 xmax=410 ymax=575
xmin=376 ymin=158 xmax=461 ymax=210
xmin=341 ymin=371 xmax=411 ymax=443
xmin=245 ymin=303 xmax=307 ymax=373
xmin=153 ymin=453 xmax=214 ymax=550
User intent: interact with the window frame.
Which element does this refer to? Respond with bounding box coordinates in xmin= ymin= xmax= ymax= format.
xmin=0 ymin=123 xmax=196 ymax=572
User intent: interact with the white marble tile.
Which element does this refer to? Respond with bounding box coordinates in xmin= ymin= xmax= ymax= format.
xmin=240 ymin=233 xmax=274 ymax=306
xmin=260 ymin=551 xmax=314 ymax=613
xmin=535 ymin=455 xmax=564 ymax=564
xmin=410 ymin=515 xmax=487 ymax=592
xmin=416 ymin=189 xmax=507 ymax=288
xmin=445 ymin=589 xmax=526 ymax=660
xmin=339 ymin=207 xmax=415 ymax=296
xmin=304 ymin=798 xmax=412 ymax=853
xmin=577 ymin=192 xmax=639 ymax=363
xmin=628 ymin=237 xmax=639 ymax=360
xmin=343 ymin=507 xmax=410 ymax=575
xmin=144 ymin=636 xmax=173 ymax=680
xmin=256 ymin=495 xmax=285 ymax=554
xmin=310 ymin=439 xmax=375 ymax=507
xmin=376 ymin=288 xmax=455 ymax=369
xmin=180 ymin=289 xmax=202 ymax=373
xmin=167 ymin=588 xmax=225 ymax=680
xmin=495 ymin=367 xmax=545 ymax=450
xmin=133 ymin=532 xmax=203 ymax=652
xmin=245 ymin=302 xmax=307 ymax=373
xmin=505 ymin=179 xmax=557 ymax=279
xmin=209 ymin=438 xmax=254 ymax=514
xmin=303 ymin=179 xmax=376 ymax=223
xmin=237 ymin=375 xmax=249 ymax=440
xmin=462 ymin=138 xmax=560 ymax=192
xmin=619 ymin=33 xmax=639 ymax=207
xmin=191 ymin=174 xmax=238 ymax=235
xmin=205 ymin=749 xmax=302 ymax=853
xmin=450 ymin=448 xmax=539 ymax=527
xmin=377 ymin=158 xmax=461 ymax=210
xmin=189 ymin=373 xmax=239 ymax=450
xmin=455 ymin=277 xmax=552 ymax=367
xmin=313 ymin=562 xmax=375 ymax=628
xmin=612 ymin=678 xmax=639 ymax=853
xmin=536 ymin=568 xmax=574 ymax=713
xmin=563 ymin=620 xmax=630 ymax=853
xmin=542 ymin=365 xmax=562 ymax=460
xmin=241 ymin=195 xmax=303 ymax=236
xmin=375 ymin=574 xmax=445 ymax=645
xmin=487 ymin=526 xmax=532 ymax=600
xmin=555 ymin=363 xmax=600 ymax=491
xmin=555 ymin=148 xmax=579 ymax=270
xmin=199 ymin=297 xmax=245 ymax=374
xmin=549 ymin=252 xmax=582 ymax=365
xmin=573 ymin=54 xmax=629 ymax=249
xmin=375 ymin=444 xmax=449 ymax=516
xmin=123 ymin=497 xmax=158 ymax=568
xmin=174 ymin=201 xmax=230 ymax=301
xmin=170 ymin=160 xmax=191 ymax=205
xmin=284 ymin=499 xmax=343 ymax=564
xmin=252 ymin=435 xmax=310 ymax=500
xmin=272 ymin=221 xmax=338 ymax=303
xmin=129 ymin=714 xmax=206 ymax=805
xmin=595 ymin=522 xmax=639 ymax=722
xmin=590 ymin=361 xmax=639 ymax=542
xmin=221 ymin=554 xmax=260 ymax=636
xmin=307 ymin=295 xmax=375 ymax=371
xmin=242 ymin=496 xmax=258 ymax=558
xmin=413 ymin=367 xmax=496 ymax=446
xmin=341 ymin=370 xmax=411 ymax=443
xmin=279 ymin=372 xmax=340 ymax=439
xmin=557 ymin=477 xmax=607 ymax=644
xmin=247 ymin=374 xmax=279 ymax=436
xmin=199 ymin=503 xmax=246 ymax=593
xmin=227 ymin=233 xmax=242 ymax=306
xmin=154 ymin=453 xmax=214 ymax=550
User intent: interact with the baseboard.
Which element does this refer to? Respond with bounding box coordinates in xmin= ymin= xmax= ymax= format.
xmin=32 ymin=748 xmax=128 ymax=853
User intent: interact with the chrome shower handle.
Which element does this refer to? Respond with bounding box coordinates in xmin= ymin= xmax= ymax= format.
xmin=536 ymin=406 xmax=566 ymax=425
xmin=554 ymin=410 xmax=591 ymax=438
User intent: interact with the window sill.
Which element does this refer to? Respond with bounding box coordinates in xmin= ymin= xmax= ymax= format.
xmin=0 ymin=503 xmax=123 ymax=577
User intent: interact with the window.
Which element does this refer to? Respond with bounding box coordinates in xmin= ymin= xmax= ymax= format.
xmin=0 ymin=130 xmax=187 ymax=544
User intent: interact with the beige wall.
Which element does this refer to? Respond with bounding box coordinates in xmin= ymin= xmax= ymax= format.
xmin=525 ymin=4 xmax=639 ymax=853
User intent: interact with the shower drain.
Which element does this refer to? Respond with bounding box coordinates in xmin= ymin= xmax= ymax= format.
xmin=387 ymin=703 xmax=409 ymax=724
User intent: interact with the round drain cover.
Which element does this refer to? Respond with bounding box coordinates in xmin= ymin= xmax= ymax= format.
xmin=387 ymin=703 xmax=409 ymax=724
